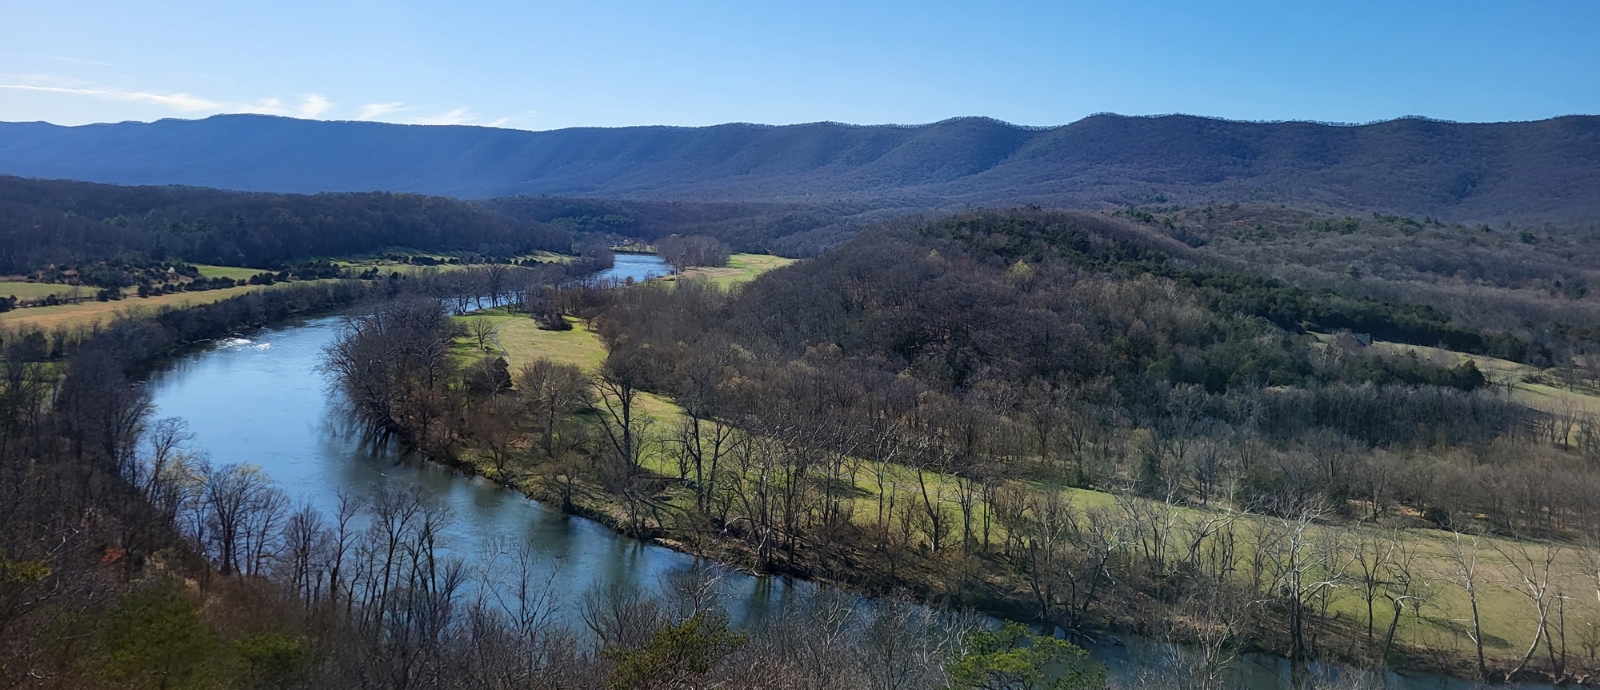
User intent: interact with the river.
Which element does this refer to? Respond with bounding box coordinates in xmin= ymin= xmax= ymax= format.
xmin=605 ymin=252 xmax=669 ymax=283
xmin=142 ymin=254 xmax=1536 ymax=689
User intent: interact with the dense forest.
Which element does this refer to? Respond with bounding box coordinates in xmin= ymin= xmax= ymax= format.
xmin=583 ymin=211 xmax=1587 ymax=543
xmin=481 ymin=195 xmax=891 ymax=257
xmin=1117 ymin=203 xmax=1600 ymax=369
xmin=0 ymin=175 xmax=573 ymax=274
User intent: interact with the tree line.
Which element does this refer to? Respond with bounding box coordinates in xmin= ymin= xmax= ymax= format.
xmin=1119 ymin=203 xmax=1600 ymax=368
xmin=0 ymin=175 xmax=573 ymax=274
xmin=655 ymin=235 xmax=730 ymax=273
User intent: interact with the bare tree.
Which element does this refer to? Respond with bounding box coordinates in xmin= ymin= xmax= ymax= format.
xmin=1378 ymin=535 xmax=1422 ymax=665
xmin=280 ymin=501 xmax=330 ymax=606
xmin=484 ymin=263 xmax=511 ymax=308
xmin=593 ymin=345 xmax=653 ymax=477
xmin=1351 ymin=528 xmax=1397 ymax=643
xmin=468 ymin=316 xmax=496 ymax=352
xmin=470 ymin=394 xmax=524 ymax=479
xmin=1254 ymin=502 xmax=1346 ymax=662
xmin=580 ymin=580 xmax=664 ymax=652
xmin=517 ymin=358 xmax=591 ymax=459
xmin=195 ymin=461 xmax=286 ymax=577
xmin=322 ymin=296 xmax=457 ymax=449
xmin=1494 ymin=539 xmax=1564 ymax=680
xmin=1445 ymin=529 xmax=1490 ymax=681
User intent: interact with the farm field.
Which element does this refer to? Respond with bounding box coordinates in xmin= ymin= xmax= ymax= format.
xmin=659 ymin=253 xmax=797 ymax=289
xmin=0 ymin=281 xmax=90 ymax=301
xmin=0 ymin=281 xmax=338 ymax=330
xmin=1361 ymin=338 xmax=1600 ymax=417
xmin=193 ymin=264 xmax=262 ymax=281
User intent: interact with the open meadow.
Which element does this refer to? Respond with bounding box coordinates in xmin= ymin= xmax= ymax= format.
xmin=0 ymin=281 xmax=91 ymax=302
xmin=659 ymin=253 xmax=797 ymax=289
xmin=0 ymin=280 xmax=342 ymax=330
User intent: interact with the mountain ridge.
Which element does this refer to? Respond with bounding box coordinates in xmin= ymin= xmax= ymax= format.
xmin=1 ymin=113 xmax=1597 ymax=224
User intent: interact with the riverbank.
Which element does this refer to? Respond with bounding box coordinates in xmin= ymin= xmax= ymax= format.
xmin=0 ymin=278 xmax=342 ymax=330
xmin=451 ymin=435 xmax=1535 ymax=686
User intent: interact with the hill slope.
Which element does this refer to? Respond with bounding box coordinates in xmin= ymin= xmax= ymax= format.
xmin=1 ymin=114 xmax=1598 ymax=224
xmin=0 ymin=175 xmax=571 ymax=272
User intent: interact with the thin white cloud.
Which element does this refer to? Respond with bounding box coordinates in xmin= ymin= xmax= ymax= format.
xmin=0 ymin=82 xmax=333 ymax=120
xmin=360 ymin=104 xmax=499 ymax=127
xmin=0 ymin=83 xmax=222 ymax=112
xmin=357 ymin=102 xmax=404 ymax=120
xmin=297 ymin=94 xmax=332 ymax=118
xmin=411 ymin=108 xmax=473 ymax=125
xmin=3 ymin=79 xmax=503 ymax=128
xmin=232 ymin=94 xmax=333 ymax=118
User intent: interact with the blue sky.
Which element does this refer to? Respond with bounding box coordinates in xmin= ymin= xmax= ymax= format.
xmin=1 ymin=1 xmax=1595 ymax=130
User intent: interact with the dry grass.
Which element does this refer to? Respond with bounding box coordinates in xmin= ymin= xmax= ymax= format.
xmin=658 ymin=253 xmax=796 ymax=289
xmin=193 ymin=264 xmax=262 ymax=281
xmin=494 ymin=315 xmax=609 ymax=373
xmin=0 ymin=284 xmax=278 ymax=330
xmin=1364 ymin=338 xmax=1600 ymax=417
xmin=458 ymin=310 xmax=684 ymax=421
xmin=0 ymin=281 xmax=91 ymax=301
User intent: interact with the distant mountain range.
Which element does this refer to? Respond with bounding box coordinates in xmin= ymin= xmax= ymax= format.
xmin=1 ymin=113 xmax=1597 ymax=224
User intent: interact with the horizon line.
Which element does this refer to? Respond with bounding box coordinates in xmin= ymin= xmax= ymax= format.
xmin=5 ymin=111 xmax=1597 ymax=134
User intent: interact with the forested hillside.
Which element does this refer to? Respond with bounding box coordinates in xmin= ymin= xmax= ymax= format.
xmin=3 ymin=114 xmax=1599 ymax=225
xmin=481 ymin=196 xmax=892 ymax=256
xmin=0 ymin=175 xmax=572 ymax=273
xmin=1116 ymin=203 xmax=1600 ymax=370
xmin=558 ymin=210 xmax=1600 ymax=680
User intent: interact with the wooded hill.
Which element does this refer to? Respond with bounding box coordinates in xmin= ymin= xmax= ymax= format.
xmin=480 ymin=195 xmax=897 ymax=257
xmin=0 ymin=175 xmax=572 ymax=273
xmin=572 ymin=210 xmax=1600 ymax=679
xmin=2 ymin=113 xmax=1598 ymax=225
xmin=1115 ymin=203 xmax=1600 ymax=370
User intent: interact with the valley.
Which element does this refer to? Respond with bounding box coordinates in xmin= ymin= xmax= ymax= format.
xmin=3 ymin=105 xmax=1599 ymax=690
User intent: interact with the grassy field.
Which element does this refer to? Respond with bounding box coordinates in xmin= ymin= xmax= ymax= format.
xmin=337 ymin=251 xmax=574 ymax=276
xmin=0 ymin=281 xmax=91 ymax=301
xmin=659 ymin=253 xmax=797 ymax=289
xmin=454 ymin=309 xmax=684 ymax=421
xmin=635 ymin=386 xmax=1593 ymax=665
xmin=452 ymin=308 xmax=609 ymax=373
xmin=632 ymin=436 xmax=1596 ymax=668
xmin=496 ymin=316 xmax=609 ymax=373
xmin=193 ymin=264 xmax=262 ymax=281
xmin=0 ymin=281 xmax=340 ymax=331
xmin=1358 ymin=338 xmax=1600 ymax=417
